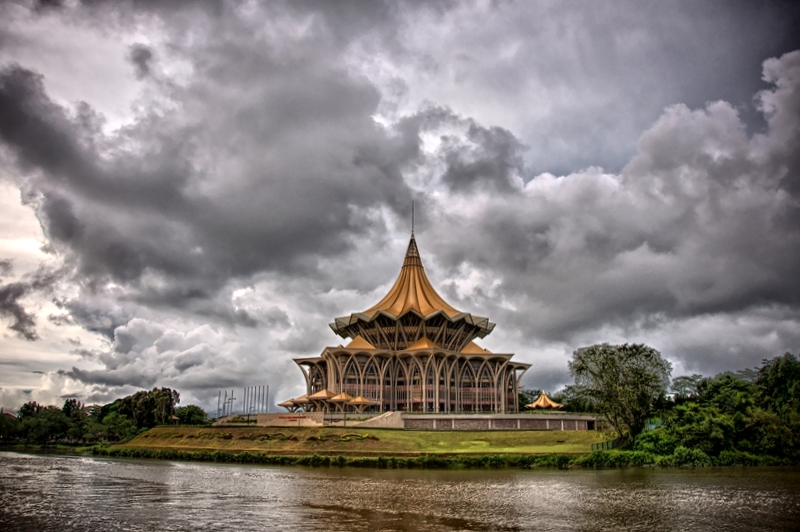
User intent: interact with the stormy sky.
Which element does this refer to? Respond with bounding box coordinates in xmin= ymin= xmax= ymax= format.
xmin=1 ymin=0 xmax=799 ymax=412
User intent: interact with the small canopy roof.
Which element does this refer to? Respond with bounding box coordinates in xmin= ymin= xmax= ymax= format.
xmin=292 ymin=395 xmax=309 ymax=404
xmin=461 ymin=341 xmax=491 ymax=354
xmin=407 ymin=337 xmax=439 ymax=350
xmin=330 ymin=392 xmax=355 ymax=403
xmin=345 ymin=335 xmax=376 ymax=349
xmin=348 ymin=395 xmax=375 ymax=405
xmin=308 ymin=389 xmax=335 ymax=401
xmin=278 ymin=398 xmax=297 ymax=407
xmin=525 ymin=392 xmax=563 ymax=410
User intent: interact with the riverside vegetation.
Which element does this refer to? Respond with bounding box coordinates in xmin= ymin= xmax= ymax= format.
xmin=3 ymin=347 xmax=799 ymax=470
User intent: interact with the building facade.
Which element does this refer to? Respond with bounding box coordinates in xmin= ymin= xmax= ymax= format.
xmin=283 ymin=233 xmax=530 ymax=414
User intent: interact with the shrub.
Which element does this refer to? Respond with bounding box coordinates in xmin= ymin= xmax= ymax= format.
xmin=670 ymin=446 xmax=711 ymax=467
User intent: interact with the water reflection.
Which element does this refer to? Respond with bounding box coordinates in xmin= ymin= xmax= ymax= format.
xmin=1 ymin=452 xmax=799 ymax=531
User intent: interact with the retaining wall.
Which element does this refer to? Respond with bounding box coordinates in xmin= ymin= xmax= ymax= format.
xmin=402 ymin=414 xmax=595 ymax=431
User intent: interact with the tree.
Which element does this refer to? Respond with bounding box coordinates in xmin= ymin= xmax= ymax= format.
xmin=569 ymin=343 xmax=672 ymax=439
xmin=671 ymin=374 xmax=704 ymax=399
xmin=552 ymin=384 xmax=597 ymax=413
xmin=0 ymin=413 xmax=19 ymax=443
xmin=19 ymin=406 xmax=69 ymax=447
xmin=102 ymin=412 xmax=138 ymax=442
xmin=175 ymin=405 xmax=208 ymax=425
xmin=756 ymin=353 xmax=800 ymax=410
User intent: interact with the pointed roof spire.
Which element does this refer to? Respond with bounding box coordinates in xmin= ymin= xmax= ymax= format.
xmin=361 ymin=233 xmax=462 ymax=318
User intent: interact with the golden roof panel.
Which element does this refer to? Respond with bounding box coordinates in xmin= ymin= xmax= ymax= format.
xmin=525 ymin=392 xmax=563 ymax=410
xmin=348 ymin=395 xmax=375 ymax=405
xmin=330 ymin=392 xmax=355 ymax=402
xmin=308 ymin=389 xmax=335 ymax=400
xmin=362 ymin=236 xmax=462 ymax=319
xmin=345 ymin=335 xmax=377 ymax=350
xmin=406 ymin=337 xmax=439 ymax=350
xmin=461 ymin=341 xmax=491 ymax=354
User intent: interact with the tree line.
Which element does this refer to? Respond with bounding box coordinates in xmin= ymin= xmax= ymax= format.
xmin=0 ymin=387 xmax=209 ymax=447
xmin=533 ymin=344 xmax=800 ymax=464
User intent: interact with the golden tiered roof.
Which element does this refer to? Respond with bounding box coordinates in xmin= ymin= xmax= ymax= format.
xmin=329 ymin=234 xmax=496 ymax=347
xmin=361 ymin=236 xmax=462 ymax=319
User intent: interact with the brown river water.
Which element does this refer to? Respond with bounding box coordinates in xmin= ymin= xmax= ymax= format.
xmin=1 ymin=451 xmax=799 ymax=531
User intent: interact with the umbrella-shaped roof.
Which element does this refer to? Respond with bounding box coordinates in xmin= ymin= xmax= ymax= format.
xmin=525 ymin=391 xmax=563 ymax=409
xmin=361 ymin=236 xmax=463 ymax=319
xmin=330 ymin=392 xmax=355 ymax=403
xmin=348 ymin=395 xmax=375 ymax=405
xmin=308 ymin=389 xmax=335 ymax=401
xmin=277 ymin=398 xmax=297 ymax=407
xmin=292 ymin=394 xmax=309 ymax=404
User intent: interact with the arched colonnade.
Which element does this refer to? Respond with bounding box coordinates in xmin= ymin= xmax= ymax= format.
xmin=297 ymin=348 xmax=528 ymax=414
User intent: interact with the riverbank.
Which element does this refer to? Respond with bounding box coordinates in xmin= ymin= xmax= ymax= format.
xmin=80 ymin=426 xmax=794 ymax=469
xmin=117 ymin=425 xmax=600 ymax=456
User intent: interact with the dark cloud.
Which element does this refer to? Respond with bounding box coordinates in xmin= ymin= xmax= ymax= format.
xmin=47 ymin=313 xmax=73 ymax=326
xmin=127 ymin=44 xmax=152 ymax=80
xmin=1 ymin=1 xmax=800 ymax=412
xmin=441 ymin=121 xmax=525 ymax=194
xmin=0 ymin=265 xmax=63 ymax=340
xmin=65 ymin=366 xmax=157 ymax=388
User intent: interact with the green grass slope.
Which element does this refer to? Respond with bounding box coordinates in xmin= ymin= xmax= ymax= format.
xmin=122 ymin=426 xmax=602 ymax=456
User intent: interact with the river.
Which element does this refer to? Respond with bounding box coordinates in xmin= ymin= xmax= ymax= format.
xmin=1 ymin=452 xmax=799 ymax=531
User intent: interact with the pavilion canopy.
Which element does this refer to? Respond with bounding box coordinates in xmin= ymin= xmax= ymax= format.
xmin=330 ymin=392 xmax=355 ymax=403
xmin=308 ymin=389 xmax=336 ymax=401
xmin=525 ymin=392 xmax=563 ymax=409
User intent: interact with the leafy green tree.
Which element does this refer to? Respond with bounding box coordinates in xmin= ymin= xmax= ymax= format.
xmin=552 ymin=384 xmax=597 ymax=413
xmin=17 ymin=401 xmax=42 ymax=420
xmin=20 ymin=406 xmax=69 ymax=447
xmin=0 ymin=413 xmax=19 ymax=443
xmin=102 ymin=412 xmax=138 ymax=441
xmin=569 ymin=343 xmax=672 ymax=439
xmin=175 ymin=405 xmax=208 ymax=425
xmin=756 ymin=353 xmax=800 ymax=410
xmin=117 ymin=387 xmax=181 ymax=429
xmin=671 ymin=374 xmax=704 ymax=399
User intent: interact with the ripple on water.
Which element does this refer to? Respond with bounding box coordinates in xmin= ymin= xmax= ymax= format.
xmin=1 ymin=453 xmax=799 ymax=531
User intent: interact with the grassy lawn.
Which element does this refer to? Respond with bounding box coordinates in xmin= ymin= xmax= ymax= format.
xmin=122 ymin=426 xmax=604 ymax=456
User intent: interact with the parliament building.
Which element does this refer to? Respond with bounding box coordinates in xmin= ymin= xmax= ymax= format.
xmin=282 ymin=232 xmax=531 ymax=414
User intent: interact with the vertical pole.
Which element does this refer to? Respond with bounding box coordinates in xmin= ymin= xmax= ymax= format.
xmin=266 ymin=385 xmax=270 ymax=414
xmin=217 ymin=390 xmax=221 ymax=419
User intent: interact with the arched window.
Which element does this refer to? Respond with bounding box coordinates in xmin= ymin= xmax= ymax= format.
xmin=409 ymin=362 xmax=423 ymax=412
xmin=424 ymin=361 xmax=437 ymax=412
xmin=343 ymin=359 xmax=360 ymax=397
xmin=309 ymin=365 xmax=325 ymax=394
xmin=479 ymin=364 xmax=494 ymax=412
xmin=363 ymin=360 xmax=380 ymax=402
xmin=459 ymin=363 xmax=477 ymax=412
